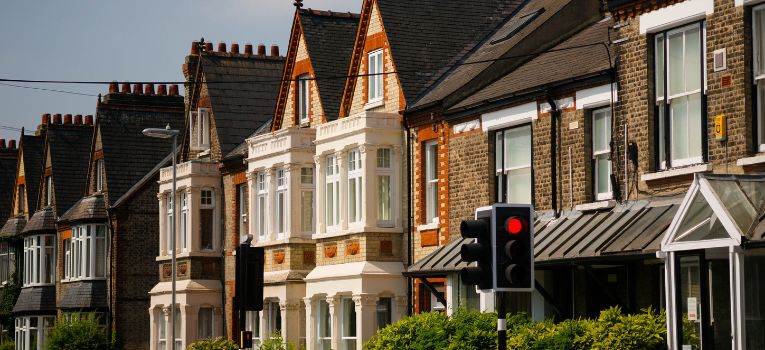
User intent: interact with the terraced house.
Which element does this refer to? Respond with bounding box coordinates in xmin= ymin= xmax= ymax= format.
xmin=0 ymin=138 xmax=19 ymax=341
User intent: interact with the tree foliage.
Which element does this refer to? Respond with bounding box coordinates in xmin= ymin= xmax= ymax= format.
xmin=46 ymin=313 xmax=111 ymax=350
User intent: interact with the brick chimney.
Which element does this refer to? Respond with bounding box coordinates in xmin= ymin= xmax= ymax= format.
xmin=270 ymin=45 xmax=280 ymax=57
xmin=74 ymin=114 xmax=82 ymax=125
xmin=8 ymin=140 xmax=15 ymax=149
xmin=84 ymin=115 xmax=94 ymax=126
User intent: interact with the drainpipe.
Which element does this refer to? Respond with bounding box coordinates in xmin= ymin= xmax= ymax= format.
xmin=403 ymin=112 xmax=414 ymax=316
xmin=546 ymin=95 xmax=559 ymax=218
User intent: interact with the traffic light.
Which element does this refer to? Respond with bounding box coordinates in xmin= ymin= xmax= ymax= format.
xmin=493 ymin=204 xmax=534 ymax=291
xmin=460 ymin=207 xmax=493 ymax=291
xmin=236 ymin=244 xmax=265 ymax=311
xmin=240 ymin=330 xmax=253 ymax=348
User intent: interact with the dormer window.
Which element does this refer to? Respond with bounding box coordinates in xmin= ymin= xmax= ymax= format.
xmin=297 ymin=75 xmax=310 ymax=125
xmin=190 ymin=108 xmax=211 ymax=151
xmin=368 ymin=49 xmax=384 ymax=103
xmin=96 ymin=159 xmax=104 ymax=192
xmin=18 ymin=184 xmax=25 ymax=214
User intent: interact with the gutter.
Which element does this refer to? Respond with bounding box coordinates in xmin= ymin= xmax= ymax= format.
xmin=403 ymin=111 xmax=414 ymax=316
xmin=546 ymin=94 xmax=560 ymax=218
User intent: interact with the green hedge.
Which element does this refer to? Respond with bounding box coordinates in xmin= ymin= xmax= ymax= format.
xmin=46 ymin=313 xmax=111 ymax=350
xmin=364 ymin=307 xmax=666 ymax=350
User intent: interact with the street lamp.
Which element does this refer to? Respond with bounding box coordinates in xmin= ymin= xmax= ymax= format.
xmin=143 ymin=125 xmax=180 ymax=350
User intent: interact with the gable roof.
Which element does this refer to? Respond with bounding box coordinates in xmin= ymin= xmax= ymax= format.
xmin=0 ymin=146 xmax=18 ymax=223
xmin=20 ymin=134 xmax=45 ymax=214
xmin=410 ymin=0 xmax=604 ymax=112
xmin=340 ymin=0 xmax=526 ymax=116
xmin=96 ymin=92 xmax=185 ymax=206
xmin=448 ymin=18 xmax=613 ymax=112
xmin=296 ymin=9 xmax=359 ymax=122
xmin=189 ymin=50 xmax=284 ymax=156
xmin=44 ymin=123 xmax=94 ymax=216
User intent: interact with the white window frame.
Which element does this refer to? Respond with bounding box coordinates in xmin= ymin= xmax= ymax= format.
xmin=376 ymin=148 xmax=394 ymax=227
xmin=15 ymin=316 xmax=55 ymax=350
xmin=0 ymin=242 xmax=14 ymax=284
xmin=23 ymin=234 xmax=55 ymax=286
xmin=316 ymin=299 xmax=332 ymax=350
xmin=298 ymin=75 xmax=310 ymax=125
xmin=96 ymin=159 xmax=104 ymax=192
xmin=495 ymin=125 xmax=533 ymax=204
xmin=266 ymin=301 xmax=281 ymax=339
xmin=325 ymin=155 xmax=340 ymax=229
xmin=156 ymin=310 xmax=167 ymax=350
xmin=198 ymin=108 xmax=211 ymax=150
xmin=654 ymin=22 xmax=706 ymax=169
xmin=246 ymin=311 xmax=261 ymax=345
xmin=300 ymin=167 xmax=315 ymax=234
xmin=64 ymin=239 xmax=71 ymax=280
xmin=347 ymin=149 xmax=363 ymax=225
xmin=166 ymin=193 xmax=174 ymax=254
xmin=181 ymin=191 xmax=188 ymax=252
xmin=238 ymin=184 xmax=248 ymax=238
xmin=46 ymin=176 xmax=52 ymax=206
xmin=66 ymin=224 xmax=107 ymax=281
xmin=754 ymin=5 xmax=765 ymax=151
xmin=424 ymin=141 xmax=439 ymax=223
xmin=200 ymin=189 xmax=215 ymax=250
xmin=256 ymin=173 xmax=268 ymax=241
xmin=275 ymin=169 xmax=288 ymax=239
xmin=592 ymin=107 xmax=613 ymax=201
xmin=340 ymin=298 xmax=357 ymax=350
xmin=368 ymin=49 xmax=384 ymax=103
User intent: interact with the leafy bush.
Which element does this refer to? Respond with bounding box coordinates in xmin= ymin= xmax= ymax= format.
xmin=257 ymin=330 xmax=303 ymax=350
xmin=46 ymin=313 xmax=111 ymax=350
xmin=187 ymin=336 xmax=238 ymax=350
xmin=0 ymin=272 xmax=21 ymax=330
xmin=366 ymin=307 xmax=666 ymax=350
xmin=0 ymin=340 xmax=14 ymax=350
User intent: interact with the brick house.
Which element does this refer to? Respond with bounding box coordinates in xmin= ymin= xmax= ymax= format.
xmin=0 ymin=137 xmax=19 ymax=340
xmin=13 ymin=115 xmax=93 ymax=350
xmin=148 ymin=41 xmax=283 ymax=350
xmin=56 ymin=85 xmax=184 ymax=350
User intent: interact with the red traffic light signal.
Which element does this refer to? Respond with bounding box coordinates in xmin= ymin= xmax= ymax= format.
xmin=241 ymin=330 xmax=253 ymax=348
xmin=505 ymin=216 xmax=526 ymax=235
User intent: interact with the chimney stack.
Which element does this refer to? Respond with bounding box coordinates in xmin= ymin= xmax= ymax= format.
xmin=204 ymin=42 xmax=213 ymax=52
xmin=84 ymin=115 xmax=94 ymax=126
xmin=109 ymin=81 xmax=118 ymax=94
xmin=132 ymin=83 xmax=143 ymax=95
xmin=157 ymin=84 xmax=167 ymax=96
xmin=121 ymin=82 xmax=131 ymax=94
xmin=257 ymin=44 xmax=266 ymax=56
xmin=0 ymin=139 xmax=5 ymax=149
xmin=63 ymin=114 xmax=72 ymax=124
xmin=144 ymin=83 xmax=155 ymax=95
xmin=8 ymin=140 xmax=15 ymax=149
xmin=41 ymin=114 xmax=51 ymax=125
xmin=244 ymin=44 xmax=253 ymax=55
xmin=74 ymin=114 xmax=83 ymax=125
xmin=169 ymin=84 xmax=179 ymax=96
xmin=191 ymin=41 xmax=200 ymax=55
xmin=53 ymin=114 xmax=62 ymax=124
xmin=270 ymin=45 xmax=280 ymax=57
xmin=218 ymin=42 xmax=227 ymax=53
xmin=230 ymin=43 xmax=240 ymax=54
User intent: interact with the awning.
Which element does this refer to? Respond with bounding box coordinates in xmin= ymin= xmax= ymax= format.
xmin=405 ymin=197 xmax=682 ymax=276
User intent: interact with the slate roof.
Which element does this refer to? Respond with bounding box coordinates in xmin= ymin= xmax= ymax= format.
xmin=0 ymin=215 xmax=25 ymax=238
xmin=298 ymin=9 xmax=359 ymax=121
xmin=58 ymin=280 xmax=108 ymax=310
xmin=195 ymin=53 xmax=284 ymax=156
xmin=20 ymin=135 xmax=45 ymax=215
xmin=373 ymin=0 xmax=526 ymax=103
xmin=450 ymin=18 xmax=614 ymax=111
xmin=13 ymin=286 xmax=56 ymax=314
xmin=96 ymin=93 xmax=185 ymax=206
xmin=22 ymin=207 xmax=56 ymax=234
xmin=58 ymin=193 xmax=108 ymax=223
xmin=224 ymin=118 xmax=272 ymax=160
xmin=44 ymin=123 xmax=94 ymax=216
xmin=0 ymin=147 xmax=18 ymax=223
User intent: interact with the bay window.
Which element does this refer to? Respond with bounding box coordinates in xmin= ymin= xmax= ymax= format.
xmin=23 ymin=235 xmax=54 ymax=286
xmin=256 ymin=173 xmax=267 ymax=241
xmin=326 ymin=155 xmax=340 ymax=228
xmin=301 ymin=167 xmax=315 ymax=233
xmin=238 ymin=184 xmax=248 ymax=237
xmin=317 ymin=299 xmax=331 ymax=350
xmin=67 ymin=224 xmax=107 ymax=280
xmin=180 ymin=191 xmax=188 ymax=251
xmin=424 ymin=141 xmax=438 ymax=223
xmin=15 ymin=316 xmax=54 ymax=350
xmin=654 ymin=22 xmax=705 ymax=169
xmin=495 ymin=125 xmax=532 ymax=204
xmin=348 ymin=149 xmax=362 ymax=224
xmin=298 ymin=75 xmax=310 ymax=124
xmin=276 ymin=170 xmax=287 ymax=238
xmin=166 ymin=194 xmax=173 ymax=253
xmin=0 ymin=242 xmax=15 ymax=284
xmin=340 ymin=298 xmax=357 ymax=350
xmin=200 ymin=189 xmax=214 ymax=250
xmin=592 ymin=107 xmax=612 ymax=200
xmin=266 ymin=301 xmax=281 ymax=339
xmin=754 ymin=5 xmax=765 ymax=151
xmin=198 ymin=307 xmax=213 ymax=340
xmin=157 ymin=312 xmax=166 ymax=350
xmin=368 ymin=50 xmax=383 ymax=103
xmin=376 ymin=148 xmax=393 ymax=226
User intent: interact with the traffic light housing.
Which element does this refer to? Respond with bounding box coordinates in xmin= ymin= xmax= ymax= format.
xmin=240 ymin=330 xmax=253 ymax=348
xmin=236 ymin=244 xmax=265 ymax=311
xmin=460 ymin=207 xmax=493 ymax=291
xmin=493 ymin=204 xmax=534 ymax=291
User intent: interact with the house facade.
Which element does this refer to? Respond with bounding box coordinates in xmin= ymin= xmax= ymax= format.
xmin=0 ymin=138 xmax=19 ymax=342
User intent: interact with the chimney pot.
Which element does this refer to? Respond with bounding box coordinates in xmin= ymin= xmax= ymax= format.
xmin=191 ymin=41 xmax=200 ymax=55
xmin=169 ymin=84 xmax=179 ymax=96
xmin=132 ymin=83 xmax=142 ymax=94
xmin=53 ymin=114 xmax=62 ymax=124
xmin=204 ymin=42 xmax=213 ymax=52
xmin=157 ymin=84 xmax=167 ymax=96
xmin=0 ymin=139 xmax=5 ymax=149
xmin=84 ymin=115 xmax=94 ymax=126
xmin=41 ymin=114 xmax=51 ymax=125
xmin=121 ymin=82 xmax=130 ymax=93
xmin=108 ymin=81 xmax=118 ymax=94
xmin=144 ymin=83 xmax=155 ymax=95
xmin=8 ymin=140 xmax=15 ymax=149
xmin=74 ymin=114 xmax=83 ymax=125
xmin=257 ymin=44 xmax=266 ymax=56
xmin=270 ymin=45 xmax=279 ymax=57
xmin=63 ymin=114 xmax=72 ymax=124
xmin=244 ymin=44 xmax=253 ymax=55
xmin=230 ymin=43 xmax=240 ymax=54
xmin=217 ymin=42 xmax=226 ymax=52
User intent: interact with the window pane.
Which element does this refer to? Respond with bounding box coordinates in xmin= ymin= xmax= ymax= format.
xmin=684 ymin=26 xmax=701 ymax=92
xmin=596 ymin=155 xmax=611 ymax=196
xmin=376 ymin=298 xmax=391 ymax=329
xmin=668 ymin=31 xmax=685 ymax=96
xmin=200 ymin=208 xmax=214 ymax=250
xmin=95 ymin=236 xmax=105 ymax=278
xmin=349 ymin=179 xmax=357 ymax=222
xmin=301 ymin=191 xmax=314 ymax=232
xmin=505 ymin=125 xmax=531 ymax=169
xmin=495 ymin=132 xmax=503 ymax=173
xmin=507 ymin=167 xmax=532 ymax=204
xmin=687 ymin=92 xmax=703 ymax=160
xmin=377 ymin=175 xmax=391 ymax=221
xmin=301 ymin=168 xmax=314 ymax=184
xmin=198 ymin=308 xmax=213 ymax=339
xmin=377 ymin=148 xmax=391 ymax=168
xmin=671 ymin=95 xmax=690 ymax=161
xmin=655 ymin=35 xmax=665 ymax=99
xmin=277 ymin=191 xmax=285 ymax=234
xmin=343 ymin=298 xmax=356 ymax=337
xmin=326 ymin=183 xmax=335 ymax=226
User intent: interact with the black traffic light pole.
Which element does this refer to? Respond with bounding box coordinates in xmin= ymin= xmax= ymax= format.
xmin=497 ymin=291 xmax=506 ymax=350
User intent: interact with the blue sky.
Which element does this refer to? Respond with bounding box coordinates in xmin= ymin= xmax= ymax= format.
xmin=0 ymin=0 xmax=360 ymax=141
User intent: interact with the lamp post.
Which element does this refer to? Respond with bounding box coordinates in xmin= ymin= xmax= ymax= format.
xmin=143 ymin=125 xmax=180 ymax=350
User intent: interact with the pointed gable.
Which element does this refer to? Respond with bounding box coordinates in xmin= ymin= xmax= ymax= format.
xmin=18 ymin=134 xmax=45 ymax=216
xmin=43 ymin=122 xmax=94 ymax=216
xmin=0 ymin=142 xmax=18 ymax=223
xmin=273 ymin=8 xmax=359 ymax=130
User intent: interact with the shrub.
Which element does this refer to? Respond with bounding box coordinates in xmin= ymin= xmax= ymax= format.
xmin=257 ymin=330 xmax=303 ymax=350
xmin=46 ymin=313 xmax=111 ymax=350
xmin=187 ymin=336 xmax=238 ymax=350
xmin=365 ymin=311 xmax=451 ymax=350
xmin=0 ymin=340 xmax=14 ymax=350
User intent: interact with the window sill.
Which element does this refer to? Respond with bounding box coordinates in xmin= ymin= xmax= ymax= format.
xmin=736 ymin=154 xmax=765 ymax=167
xmin=365 ymin=99 xmax=384 ymax=110
xmin=417 ymin=222 xmax=439 ymax=232
xmin=62 ymin=278 xmax=106 ymax=283
xmin=312 ymin=225 xmax=402 ymax=240
xmin=640 ymin=163 xmax=712 ymax=182
xmin=252 ymin=236 xmax=314 ymax=247
xmin=574 ymin=200 xmax=616 ymax=212
xmin=156 ymin=250 xmax=220 ymax=261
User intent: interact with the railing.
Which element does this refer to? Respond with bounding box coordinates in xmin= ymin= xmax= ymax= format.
xmin=160 ymin=161 xmax=219 ymax=182
xmin=315 ymin=111 xmax=400 ymax=141
xmin=247 ymin=127 xmax=316 ymax=159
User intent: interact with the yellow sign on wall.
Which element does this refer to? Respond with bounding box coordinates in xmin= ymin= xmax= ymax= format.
xmin=714 ymin=115 xmax=727 ymax=141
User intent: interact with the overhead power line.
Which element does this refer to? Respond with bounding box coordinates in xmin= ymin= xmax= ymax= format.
xmin=0 ymin=82 xmax=98 ymax=97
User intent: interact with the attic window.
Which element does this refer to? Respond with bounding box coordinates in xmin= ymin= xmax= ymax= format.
xmin=490 ymin=8 xmax=545 ymax=45
xmin=190 ymin=108 xmax=211 ymax=151
xmin=297 ymin=75 xmax=310 ymax=125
